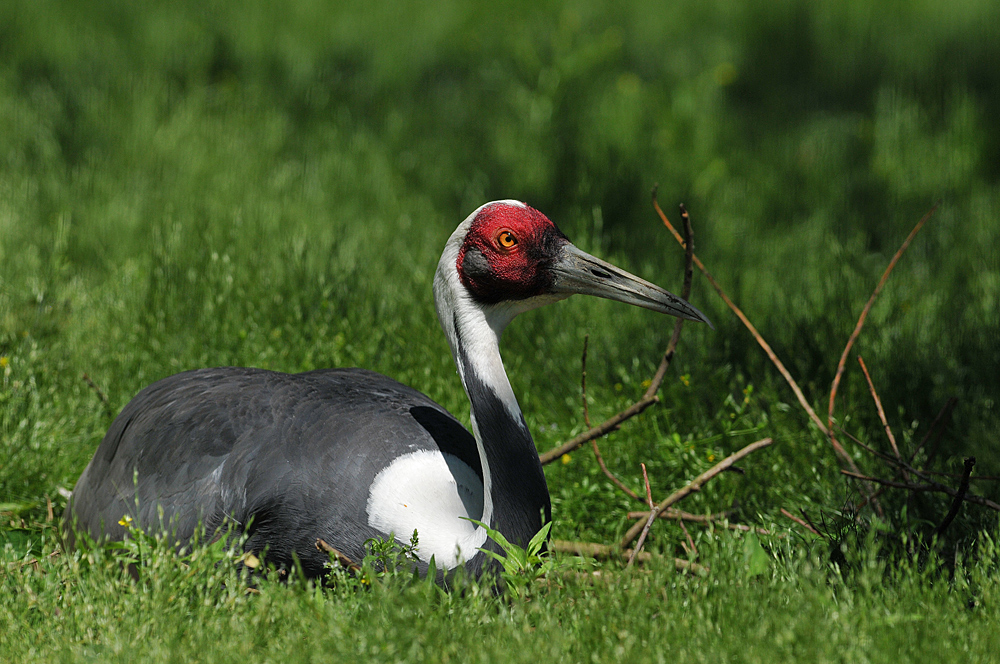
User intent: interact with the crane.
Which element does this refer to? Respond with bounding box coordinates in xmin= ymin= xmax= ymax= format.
xmin=63 ymin=200 xmax=711 ymax=579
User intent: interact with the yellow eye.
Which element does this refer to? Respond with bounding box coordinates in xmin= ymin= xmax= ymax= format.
xmin=497 ymin=230 xmax=518 ymax=249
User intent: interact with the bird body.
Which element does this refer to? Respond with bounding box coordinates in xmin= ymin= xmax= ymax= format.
xmin=65 ymin=200 xmax=709 ymax=578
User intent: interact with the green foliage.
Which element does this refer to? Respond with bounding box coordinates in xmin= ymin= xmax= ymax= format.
xmin=471 ymin=519 xmax=555 ymax=598
xmin=323 ymin=530 xmax=426 ymax=592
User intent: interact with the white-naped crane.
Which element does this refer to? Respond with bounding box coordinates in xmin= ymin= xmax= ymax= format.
xmin=64 ymin=200 xmax=711 ymax=578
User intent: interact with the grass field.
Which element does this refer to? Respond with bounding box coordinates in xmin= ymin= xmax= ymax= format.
xmin=2 ymin=1 xmax=999 ymax=661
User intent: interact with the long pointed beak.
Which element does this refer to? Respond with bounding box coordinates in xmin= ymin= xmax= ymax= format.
xmin=550 ymin=243 xmax=713 ymax=328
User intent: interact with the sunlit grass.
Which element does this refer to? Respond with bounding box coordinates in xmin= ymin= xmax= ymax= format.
xmin=1 ymin=0 xmax=999 ymax=660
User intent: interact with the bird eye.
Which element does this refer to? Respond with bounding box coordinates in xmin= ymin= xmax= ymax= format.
xmin=497 ymin=230 xmax=518 ymax=250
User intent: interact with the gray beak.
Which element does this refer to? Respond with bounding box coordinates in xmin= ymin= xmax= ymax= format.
xmin=550 ymin=243 xmax=713 ymax=328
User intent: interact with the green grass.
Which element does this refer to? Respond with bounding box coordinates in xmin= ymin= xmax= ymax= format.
xmin=3 ymin=524 xmax=999 ymax=663
xmin=2 ymin=0 xmax=999 ymax=660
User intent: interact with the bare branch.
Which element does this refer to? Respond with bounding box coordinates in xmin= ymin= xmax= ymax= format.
xmin=857 ymin=356 xmax=906 ymax=480
xmin=625 ymin=508 xmax=732 ymax=522
xmin=541 ymin=396 xmax=659 ymax=465
xmin=316 ymin=538 xmax=361 ymax=572
xmin=827 ymin=203 xmax=939 ymax=462
xmin=643 ymin=202 xmax=694 ymax=401
xmin=624 ymin=510 xmax=773 ymax=535
xmin=934 ymin=457 xmax=976 ymax=536
xmin=621 ymin=438 xmax=774 ymax=547
xmin=551 ymin=540 xmax=708 ymax=575
xmin=591 ymin=439 xmax=641 ymax=501
xmin=541 ymin=200 xmax=694 ymax=466
xmin=841 ymin=470 xmax=1000 ymax=512
xmin=583 ymin=333 xmax=643 ymax=501
xmin=652 ymin=197 xmax=833 ymax=446
xmin=780 ymin=508 xmax=823 ymax=537
xmin=627 ymin=463 xmax=660 ymax=568
xmin=677 ymin=516 xmax=698 ymax=557
xmin=82 ymin=373 xmax=115 ymax=420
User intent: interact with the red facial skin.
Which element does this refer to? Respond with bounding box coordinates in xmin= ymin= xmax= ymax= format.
xmin=456 ymin=203 xmax=569 ymax=304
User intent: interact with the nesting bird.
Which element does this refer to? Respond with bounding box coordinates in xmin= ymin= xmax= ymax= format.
xmin=64 ymin=200 xmax=710 ymax=578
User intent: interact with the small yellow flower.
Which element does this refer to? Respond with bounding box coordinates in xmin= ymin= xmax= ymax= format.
xmin=561 ymin=454 xmax=572 ymax=465
xmin=680 ymin=374 xmax=690 ymax=387
xmin=707 ymin=454 xmax=716 ymax=462
xmin=0 ymin=356 xmax=8 ymax=368
xmin=640 ymin=379 xmax=652 ymax=389
xmin=118 ymin=514 xmax=133 ymax=527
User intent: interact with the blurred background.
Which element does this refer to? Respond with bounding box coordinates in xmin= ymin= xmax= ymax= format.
xmin=1 ymin=0 xmax=997 ymax=538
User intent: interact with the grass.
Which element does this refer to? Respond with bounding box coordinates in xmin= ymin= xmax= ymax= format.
xmin=2 ymin=0 xmax=999 ymax=660
xmin=4 ymin=524 xmax=999 ymax=663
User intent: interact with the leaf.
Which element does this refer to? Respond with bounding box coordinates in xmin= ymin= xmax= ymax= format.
xmin=743 ymin=533 xmax=770 ymax=579
xmin=527 ymin=521 xmax=552 ymax=557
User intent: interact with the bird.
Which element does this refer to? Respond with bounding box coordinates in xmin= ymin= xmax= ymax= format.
xmin=63 ymin=200 xmax=711 ymax=579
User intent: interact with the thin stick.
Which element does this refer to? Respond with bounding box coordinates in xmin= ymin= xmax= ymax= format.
xmin=625 ymin=508 xmax=732 ymax=522
xmin=642 ymin=463 xmax=654 ymax=508
xmin=677 ymin=516 xmax=698 ymax=557
xmin=583 ymin=333 xmax=642 ymax=501
xmin=856 ymin=356 xmax=905 ymax=475
xmin=841 ymin=470 xmax=1000 ymax=512
xmin=934 ymin=457 xmax=976 ymax=536
xmin=622 ymin=438 xmax=774 ymax=547
xmin=541 ymin=396 xmax=659 ymax=464
xmin=642 ymin=201 xmax=694 ymax=401
xmin=652 ymin=196 xmax=835 ymax=443
xmin=827 ymin=203 xmax=939 ymax=460
xmin=315 ymin=539 xmax=361 ymax=572
xmin=624 ymin=511 xmax=773 ymax=535
xmin=836 ymin=423 xmax=901 ymax=464
xmin=541 ymin=199 xmax=694 ymax=466
xmin=836 ymin=423 xmax=993 ymax=486
xmin=780 ymin=508 xmax=822 ymax=537
xmin=592 ymin=440 xmax=641 ymax=501
xmin=550 ymin=540 xmax=708 ymax=575
xmin=627 ymin=464 xmax=659 ymax=568
xmin=82 ymin=373 xmax=110 ymax=407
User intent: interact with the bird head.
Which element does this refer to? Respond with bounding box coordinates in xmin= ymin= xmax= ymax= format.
xmin=442 ymin=200 xmax=712 ymax=329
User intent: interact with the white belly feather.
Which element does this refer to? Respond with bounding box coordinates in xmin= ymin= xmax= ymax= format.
xmin=366 ymin=450 xmax=487 ymax=568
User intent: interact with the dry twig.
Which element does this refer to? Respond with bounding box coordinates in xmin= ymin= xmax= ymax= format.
xmin=627 ymin=463 xmax=659 ymax=568
xmin=582 ymin=333 xmax=642 ymax=500
xmin=934 ymin=457 xmax=976 ymax=536
xmin=780 ymin=508 xmax=823 ymax=537
xmin=621 ymin=438 xmax=774 ymax=547
xmin=315 ymin=538 xmax=361 ymax=572
xmin=841 ymin=470 xmax=1000 ymax=512
xmin=857 ymin=355 xmax=902 ymax=462
xmin=625 ymin=508 xmax=732 ymax=522
xmin=624 ymin=511 xmax=773 ymax=535
xmin=581 ymin=334 xmax=591 ymax=429
xmin=652 ymin=196 xmax=830 ymax=441
xmin=827 ymin=203 xmax=939 ymax=463
xmin=677 ymin=516 xmax=698 ymax=557
xmin=82 ymin=373 xmax=109 ymax=406
xmin=550 ymin=540 xmax=708 ymax=575
xmin=540 ymin=197 xmax=696 ymax=466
